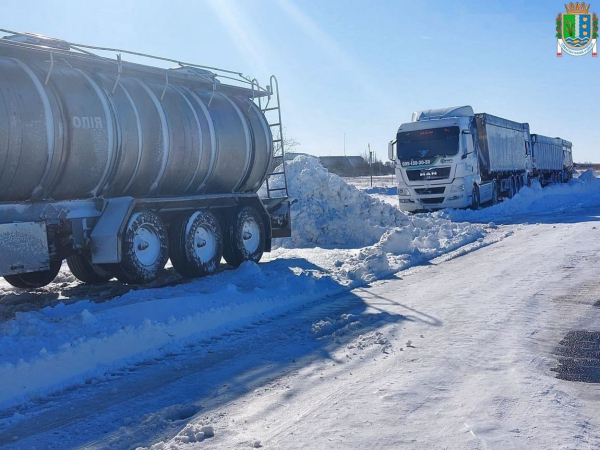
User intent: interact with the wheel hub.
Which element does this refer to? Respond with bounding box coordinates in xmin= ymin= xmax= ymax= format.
xmin=134 ymin=226 xmax=161 ymax=266
xmin=242 ymin=219 xmax=260 ymax=254
xmin=194 ymin=226 xmax=216 ymax=261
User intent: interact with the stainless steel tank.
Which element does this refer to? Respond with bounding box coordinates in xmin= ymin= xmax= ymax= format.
xmin=0 ymin=51 xmax=272 ymax=202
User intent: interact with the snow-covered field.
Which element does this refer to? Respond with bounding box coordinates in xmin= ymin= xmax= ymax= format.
xmin=1 ymin=157 xmax=600 ymax=449
xmin=343 ymin=175 xmax=399 ymax=206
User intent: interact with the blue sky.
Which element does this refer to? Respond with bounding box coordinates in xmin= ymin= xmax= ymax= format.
xmin=2 ymin=0 xmax=598 ymax=162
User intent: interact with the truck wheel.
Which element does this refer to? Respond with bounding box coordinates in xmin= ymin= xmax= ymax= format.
xmin=470 ymin=185 xmax=480 ymax=210
xmin=491 ymin=181 xmax=499 ymax=205
xmin=507 ymin=177 xmax=516 ymax=199
xmin=169 ymin=210 xmax=223 ymax=278
xmin=4 ymin=260 xmax=62 ymax=289
xmin=223 ymin=206 xmax=265 ymax=268
xmin=67 ymin=254 xmax=113 ymax=284
xmin=112 ymin=211 xmax=169 ymax=284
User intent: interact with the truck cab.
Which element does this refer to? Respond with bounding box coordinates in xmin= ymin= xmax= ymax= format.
xmin=388 ymin=106 xmax=480 ymax=212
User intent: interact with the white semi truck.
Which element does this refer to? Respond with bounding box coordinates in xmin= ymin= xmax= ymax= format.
xmin=388 ymin=106 xmax=534 ymax=211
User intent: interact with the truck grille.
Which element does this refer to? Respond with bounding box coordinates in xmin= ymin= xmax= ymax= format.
xmin=406 ymin=167 xmax=451 ymax=181
xmin=420 ymin=197 xmax=445 ymax=205
xmin=414 ymin=187 xmax=445 ymax=195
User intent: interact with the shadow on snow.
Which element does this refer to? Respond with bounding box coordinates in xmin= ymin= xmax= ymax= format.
xmin=0 ymin=257 xmax=446 ymax=449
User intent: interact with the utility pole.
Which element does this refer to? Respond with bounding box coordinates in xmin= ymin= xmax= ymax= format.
xmin=369 ymin=143 xmax=373 ymax=188
xmin=344 ymin=133 xmax=346 ymax=157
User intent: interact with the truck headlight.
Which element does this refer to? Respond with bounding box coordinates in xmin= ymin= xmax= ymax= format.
xmin=450 ymin=184 xmax=465 ymax=192
xmin=398 ymin=188 xmax=411 ymax=196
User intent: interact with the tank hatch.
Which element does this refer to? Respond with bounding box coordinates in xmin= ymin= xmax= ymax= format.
xmin=3 ymin=32 xmax=71 ymax=51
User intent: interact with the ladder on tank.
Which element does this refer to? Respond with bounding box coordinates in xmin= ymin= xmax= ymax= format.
xmin=253 ymin=76 xmax=289 ymax=200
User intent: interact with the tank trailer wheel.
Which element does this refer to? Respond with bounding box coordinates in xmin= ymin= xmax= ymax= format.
xmin=470 ymin=185 xmax=480 ymax=210
xmin=67 ymin=254 xmax=113 ymax=284
xmin=4 ymin=260 xmax=62 ymax=289
xmin=111 ymin=211 xmax=169 ymax=284
xmin=169 ymin=210 xmax=223 ymax=278
xmin=223 ymin=206 xmax=266 ymax=268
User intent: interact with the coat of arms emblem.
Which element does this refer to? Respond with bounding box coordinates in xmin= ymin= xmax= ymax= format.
xmin=557 ymin=2 xmax=598 ymax=56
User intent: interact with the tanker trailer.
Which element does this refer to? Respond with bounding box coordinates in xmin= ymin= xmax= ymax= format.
xmin=0 ymin=30 xmax=291 ymax=287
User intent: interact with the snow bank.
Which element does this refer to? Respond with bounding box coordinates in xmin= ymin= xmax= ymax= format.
xmin=442 ymin=171 xmax=600 ymax=222
xmin=275 ymin=156 xmax=484 ymax=283
xmin=0 ymin=262 xmax=341 ymax=408
xmin=0 ymin=156 xmax=485 ymax=409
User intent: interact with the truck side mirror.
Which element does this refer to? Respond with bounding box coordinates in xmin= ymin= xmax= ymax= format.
xmin=461 ymin=134 xmax=469 ymax=159
xmin=388 ymin=139 xmax=397 ymax=161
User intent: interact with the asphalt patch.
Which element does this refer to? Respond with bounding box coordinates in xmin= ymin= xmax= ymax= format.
xmin=552 ymin=330 xmax=600 ymax=383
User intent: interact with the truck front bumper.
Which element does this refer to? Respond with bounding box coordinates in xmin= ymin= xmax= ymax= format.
xmin=398 ymin=195 xmax=469 ymax=212
xmin=397 ymin=181 xmax=471 ymax=212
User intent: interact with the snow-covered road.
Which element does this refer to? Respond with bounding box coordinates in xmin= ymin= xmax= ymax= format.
xmin=206 ymin=220 xmax=600 ymax=450
xmin=165 ymin=214 xmax=600 ymax=450
xmin=3 ymin=207 xmax=600 ymax=449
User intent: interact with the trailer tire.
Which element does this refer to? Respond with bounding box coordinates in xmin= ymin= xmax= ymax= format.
xmin=223 ymin=206 xmax=265 ymax=268
xmin=169 ymin=210 xmax=223 ymax=278
xmin=470 ymin=185 xmax=480 ymax=210
xmin=111 ymin=211 xmax=169 ymax=284
xmin=67 ymin=254 xmax=113 ymax=284
xmin=4 ymin=260 xmax=62 ymax=289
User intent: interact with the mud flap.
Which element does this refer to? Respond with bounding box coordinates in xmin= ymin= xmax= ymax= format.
xmin=0 ymin=221 xmax=49 ymax=276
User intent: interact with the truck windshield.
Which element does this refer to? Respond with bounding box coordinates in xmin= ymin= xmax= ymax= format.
xmin=397 ymin=126 xmax=460 ymax=162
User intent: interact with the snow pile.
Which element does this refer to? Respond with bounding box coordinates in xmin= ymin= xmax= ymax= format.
xmin=142 ymin=424 xmax=214 ymax=449
xmin=312 ymin=313 xmax=393 ymax=355
xmin=271 ymin=156 xmax=485 ymax=283
xmin=340 ymin=221 xmax=483 ymax=283
xmin=275 ymin=156 xmax=409 ymax=248
xmin=444 ymin=171 xmax=600 ymax=222
xmin=275 ymin=156 xmax=483 ymax=253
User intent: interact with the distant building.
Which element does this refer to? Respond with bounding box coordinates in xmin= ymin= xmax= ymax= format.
xmin=346 ymin=156 xmax=367 ymax=168
xmin=319 ymin=156 xmax=368 ymax=176
xmin=278 ymin=153 xmax=392 ymax=176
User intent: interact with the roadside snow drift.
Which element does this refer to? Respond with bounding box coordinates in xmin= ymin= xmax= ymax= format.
xmin=0 ymin=156 xmax=484 ymax=409
xmin=442 ymin=170 xmax=600 ymax=222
